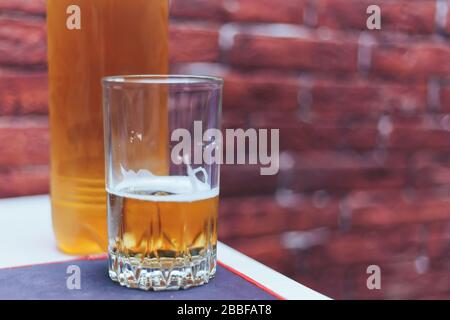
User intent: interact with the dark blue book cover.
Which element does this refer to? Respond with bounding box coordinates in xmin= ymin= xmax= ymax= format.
xmin=0 ymin=258 xmax=279 ymax=300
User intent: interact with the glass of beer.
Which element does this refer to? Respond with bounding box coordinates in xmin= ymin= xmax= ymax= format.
xmin=103 ymin=75 xmax=223 ymax=291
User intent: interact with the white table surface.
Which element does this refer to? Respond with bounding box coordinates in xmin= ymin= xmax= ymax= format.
xmin=0 ymin=195 xmax=329 ymax=300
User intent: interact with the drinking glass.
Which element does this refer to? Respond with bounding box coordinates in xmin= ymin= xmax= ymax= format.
xmin=103 ymin=75 xmax=223 ymax=291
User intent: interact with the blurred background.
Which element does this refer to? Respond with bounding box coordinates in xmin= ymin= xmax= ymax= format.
xmin=1 ymin=0 xmax=450 ymax=299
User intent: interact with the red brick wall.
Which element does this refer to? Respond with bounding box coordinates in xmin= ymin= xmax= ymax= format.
xmin=1 ymin=0 xmax=450 ymax=299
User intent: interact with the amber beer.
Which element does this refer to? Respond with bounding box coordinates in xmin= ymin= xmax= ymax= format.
xmin=108 ymin=176 xmax=219 ymax=289
xmin=47 ymin=0 xmax=169 ymax=254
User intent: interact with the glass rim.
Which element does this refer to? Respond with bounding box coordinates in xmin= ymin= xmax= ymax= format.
xmin=103 ymin=74 xmax=224 ymax=86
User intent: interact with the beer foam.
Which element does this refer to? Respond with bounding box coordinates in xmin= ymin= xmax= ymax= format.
xmin=108 ymin=167 xmax=219 ymax=202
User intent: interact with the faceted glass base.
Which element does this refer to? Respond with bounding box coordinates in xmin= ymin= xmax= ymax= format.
xmin=108 ymin=249 xmax=217 ymax=291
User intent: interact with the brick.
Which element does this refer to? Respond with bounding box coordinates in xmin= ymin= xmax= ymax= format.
xmin=413 ymin=167 xmax=450 ymax=188
xmin=317 ymin=0 xmax=436 ymax=34
xmin=313 ymin=126 xmax=378 ymax=150
xmin=0 ymin=17 xmax=47 ymax=67
xmin=279 ymin=127 xmax=347 ymax=150
xmin=226 ymin=0 xmax=304 ymax=24
xmin=0 ymin=116 xmax=49 ymax=166
xmin=351 ymin=261 xmax=450 ymax=299
xmin=350 ymin=200 xmax=450 ymax=227
xmin=0 ymin=72 xmax=48 ymax=115
xmin=289 ymin=167 xmax=406 ymax=192
xmin=388 ymin=127 xmax=450 ymax=150
xmin=220 ymin=196 xmax=290 ymax=239
xmin=289 ymin=150 xmax=407 ymax=171
xmin=372 ymin=43 xmax=450 ymax=78
xmin=389 ymin=260 xmax=450 ymax=296
xmin=250 ymin=113 xmax=450 ymax=152
xmin=410 ymin=150 xmax=450 ymax=170
xmin=324 ymin=226 xmax=424 ymax=265
xmin=284 ymin=151 xmax=407 ymax=192
xmin=170 ymin=25 xmax=220 ymax=63
xmin=286 ymin=199 xmax=340 ymax=231
xmin=291 ymin=251 xmax=450 ymax=299
xmin=171 ymin=0 xmax=304 ymax=24
xmin=381 ymin=272 xmax=450 ymax=299
xmin=224 ymin=72 xmax=300 ymax=111
xmin=220 ymin=194 xmax=341 ymax=238
xmin=224 ymin=235 xmax=295 ymax=272
xmin=426 ymin=223 xmax=450 ymax=259
xmin=292 ymin=265 xmax=350 ymax=299
xmin=409 ymin=151 xmax=450 ymax=188
xmin=442 ymin=87 xmax=450 ymax=112
xmin=0 ymin=0 xmax=46 ymax=15
xmin=222 ymin=110 xmax=248 ymax=128
xmin=170 ymin=0 xmax=227 ymax=21
xmin=447 ymin=6 xmax=450 ymax=35
xmin=221 ymin=165 xmax=278 ymax=196
xmin=0 ymin=165 xmax=49 ymax=198
xmin=250 ymin=113 xmax=379 ymax=151
xmin=229 ymin=34 xmax=358 ymax=72
xmin=311 ymin=79 xmax=427 ymax=116
xmin=261 ymin=124 xmax=379 ymax=151
xmin=345 ymin=187 xmax=450 ymax=208
xmin=248 ymin=110 xmax=355 ymax=128
xmin=284 ymin=224 xmax=433 ymax=266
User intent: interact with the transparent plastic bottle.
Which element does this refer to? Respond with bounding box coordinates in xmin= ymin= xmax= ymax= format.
xmin=47 ymin=0 xmax=169 ymax=254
